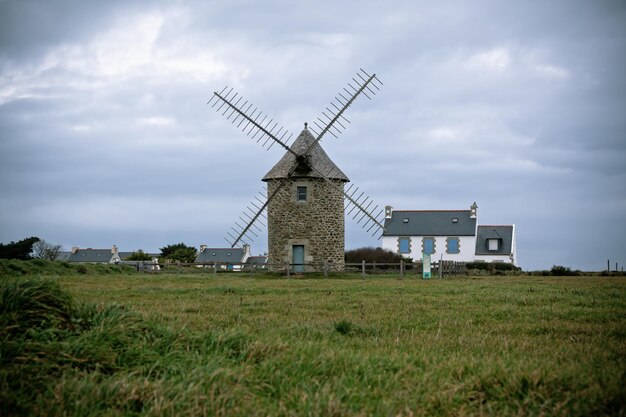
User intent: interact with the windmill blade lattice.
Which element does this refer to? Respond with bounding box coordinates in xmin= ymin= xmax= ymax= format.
xmin=208 ymin=87 xmax=296 ymax=155
xmin=343 ymin=183 xmax=385 ymax=237
xmin=225 ymin=187 xmax=269 ymax=248
xmin=307 ymin=68 xmax=383 ymax=149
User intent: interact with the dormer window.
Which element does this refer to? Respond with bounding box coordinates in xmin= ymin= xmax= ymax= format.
xmin=403 ymin=218 xmax=409 ymax=223
xmin=452 ymin=218 xmax=458 ymax=223
xmin=488 ymin=239 xmax=500 ymax=251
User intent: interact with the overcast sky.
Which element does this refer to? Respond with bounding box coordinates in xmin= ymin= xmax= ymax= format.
xmin=1 ymin=0 xmax=624 ymax=270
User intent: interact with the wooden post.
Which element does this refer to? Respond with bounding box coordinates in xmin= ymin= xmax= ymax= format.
xmin=361 ymin=260 xmax=366 ymax=278
xmin=608 ymin=259 xmax=610 ymax=272
xmin=400 ymin=259 xmax=404 ymax=279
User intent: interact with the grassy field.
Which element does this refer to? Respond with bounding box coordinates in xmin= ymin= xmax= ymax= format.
xmin=2 ymin=271 xmax=625 ymax=416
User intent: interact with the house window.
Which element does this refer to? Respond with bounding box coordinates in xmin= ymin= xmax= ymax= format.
xmin=398 ymin=237 xmax=411 ymax=254
xmin=403 ymin=218 xmax=409 ymax=223
xmin=446 ymin=237 xmax=459 ymax=254
xmin=488 ymin=239 xmax=499 ymax=251
xmin=422 ymin=237 xmax=435 ymax=255
xmin=297 ymin=186 xmax=307 ymax=202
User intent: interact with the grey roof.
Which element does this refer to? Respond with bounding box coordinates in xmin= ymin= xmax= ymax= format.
xmin=56 ymin=251 xmax=71 ymax=261
xmin=245 ymin=256 xmax=267 ymax=265
xmin=262 ymin=128 xmax=349 ymax=182
xmin=67 ymin=249 xmax=115 ymax=263
xmin=475 ymin=225 xmax=514 ymax=255
xmin=383 ymin=210 xmax=476 ymax=236
xmin=195 ymin=248 xmax=244 ymax=263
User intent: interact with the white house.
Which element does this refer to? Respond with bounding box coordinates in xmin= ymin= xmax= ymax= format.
xmin=381 ymin=203 xmax=517 ymax=265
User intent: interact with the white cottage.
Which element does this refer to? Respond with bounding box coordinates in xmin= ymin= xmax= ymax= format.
xmin=381 ymin=203 xmax=517 ymax=265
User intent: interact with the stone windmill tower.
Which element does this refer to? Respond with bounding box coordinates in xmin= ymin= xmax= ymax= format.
xmin=207 ymin=69 xmax=384 ymax=271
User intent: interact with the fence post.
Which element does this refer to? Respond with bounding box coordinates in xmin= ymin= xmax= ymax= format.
xmin=439 ymin=260 xmax=443 ymax=279
xmin=400 ymin=259 xmax=404 ymax=279
xmin=361 ymin=260 xmax=366 ymax=278
xmin=213 ymin=262 xmax=217 ymax=277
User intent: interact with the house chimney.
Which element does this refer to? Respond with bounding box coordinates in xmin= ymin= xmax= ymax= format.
xmin=242 ymin=243 xmax=251 ymax=263
xmin=111 ymin=245 xmax=118 ymax=254
xmin=200 ymin=245 xmax=207 ymax=252
xmin=470 ymin=202 xmax=478 ymax=219
xmin=71 ymin=247 xmax=79 ymax=253
xmin=385 ymin=205 xmax=393 ymax=219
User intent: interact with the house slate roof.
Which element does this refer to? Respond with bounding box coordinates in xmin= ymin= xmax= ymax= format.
xmin=195 ymin=248 xmax=244 ymax=263
xmin=382 ymin=210 xmax=476 ymax=237
xmin=245 ymin=256 xmax=267 ymax=265
xmin=67 ymin=249 xmax=115 ymax=263
xmin=262 ymin=127 xmax=349 ymax=182
xmin=56 ymin=251 xmax=72 ymax=261
xmin=475 ymin=225 xmax=514 ymax=255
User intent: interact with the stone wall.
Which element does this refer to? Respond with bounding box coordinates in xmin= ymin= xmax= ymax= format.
xmin=266 ymin=177 xmax=345 ymax=271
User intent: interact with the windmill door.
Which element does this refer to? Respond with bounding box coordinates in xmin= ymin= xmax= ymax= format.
xmin=292 ymin=245 xmax=305 ymax=273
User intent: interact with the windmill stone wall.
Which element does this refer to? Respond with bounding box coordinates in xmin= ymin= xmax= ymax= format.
xmin=266 ymin=178 xmax=345 ymax=271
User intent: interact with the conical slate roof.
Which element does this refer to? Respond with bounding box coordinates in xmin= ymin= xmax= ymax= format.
xmin=262 ymin=127 xmax=349 ymax=182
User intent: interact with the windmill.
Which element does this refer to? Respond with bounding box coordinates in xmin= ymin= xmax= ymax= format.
xmin=207 ymin=69 xmax=384 ymax=271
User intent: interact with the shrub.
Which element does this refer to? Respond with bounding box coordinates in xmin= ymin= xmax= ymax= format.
xmin=550 ymin=265 xmax=577 ymax=276
xmin=334 ymin=319 xmax=354 ymax=335
xmin=345 ymin=247 xmax=411 ymax=267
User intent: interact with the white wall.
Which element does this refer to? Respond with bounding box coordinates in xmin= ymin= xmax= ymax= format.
xmin=382 ymin=235 xmax=476 ymax=262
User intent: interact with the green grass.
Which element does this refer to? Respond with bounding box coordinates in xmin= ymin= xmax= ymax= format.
xmin=2 ymin=272 xmax=625 ymax=416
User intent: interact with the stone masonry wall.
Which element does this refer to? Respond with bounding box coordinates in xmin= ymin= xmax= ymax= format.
xmin=266 ymin=178 xmax=345 ymax=271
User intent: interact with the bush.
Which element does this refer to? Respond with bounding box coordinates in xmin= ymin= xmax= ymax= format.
xmin=465 ymin=262 xmax=520 ymax=275
xmin=345 ymin=247 xmax=411 ymax=266
xmin=550 ymin=265 xmax=577 ymax=276
xmin=465 ymin=262 xmax=491 ymax=271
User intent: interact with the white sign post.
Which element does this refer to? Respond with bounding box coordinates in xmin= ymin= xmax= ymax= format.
xmin=422 ymin=253 xmax=431 ymax=279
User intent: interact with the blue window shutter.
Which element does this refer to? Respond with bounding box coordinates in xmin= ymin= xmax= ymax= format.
xmin=448 ymin=238 xmax=458 ymax=254
xmin=424 ymin=238 xmax=434 ymax=255
xmin=399 ymin=238 xmax=409 ymax=254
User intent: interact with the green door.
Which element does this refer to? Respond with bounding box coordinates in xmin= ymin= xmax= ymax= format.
xmin=292 ymin=245 xmax=305 ymax=273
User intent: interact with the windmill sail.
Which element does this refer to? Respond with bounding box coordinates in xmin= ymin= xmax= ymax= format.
xmin=208 ymin=88 xmax=296 ymax=154
xmin=306 ymin=69 xmax=383 ymax=151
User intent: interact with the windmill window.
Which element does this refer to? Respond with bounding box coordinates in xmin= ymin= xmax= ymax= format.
xmin=297 ymin=186 xmax=307 ymax=202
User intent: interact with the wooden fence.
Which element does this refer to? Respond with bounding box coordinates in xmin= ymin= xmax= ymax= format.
xmin=130 ymin=259 xmax=467 ymax=278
